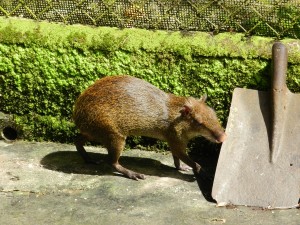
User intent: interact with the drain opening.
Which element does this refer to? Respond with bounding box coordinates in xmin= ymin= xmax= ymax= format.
xmin=1 ymin=126 xmax=18 ymax=141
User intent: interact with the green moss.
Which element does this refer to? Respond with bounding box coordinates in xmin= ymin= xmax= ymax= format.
xmin=1 ymin=17 xmax=300 ymax=61
xmin=0 ymin=17 xmax=300 ymax=146
xmin=14 ymin=114 xmax=76 ymax=143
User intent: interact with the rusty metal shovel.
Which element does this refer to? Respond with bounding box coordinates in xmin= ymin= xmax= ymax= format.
xmin=212 ymin=42 xmax=300 ymax=208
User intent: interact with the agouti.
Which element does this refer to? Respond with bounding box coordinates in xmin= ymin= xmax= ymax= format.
xmin=73 ymin=75 xmax=226 ymax=180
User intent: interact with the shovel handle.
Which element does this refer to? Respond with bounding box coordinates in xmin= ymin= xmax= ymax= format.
xmin=270 ymin=42 xmax=289 ymax=163
xmin=272 ymin=42 xmax=288 ymax=91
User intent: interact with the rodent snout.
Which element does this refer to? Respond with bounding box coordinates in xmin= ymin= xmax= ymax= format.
xmin=216 ymin=133 xmax=227 ymax=143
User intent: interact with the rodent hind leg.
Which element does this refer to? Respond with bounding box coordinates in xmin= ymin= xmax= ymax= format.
xmin=106 ymin=134 xmax=145 ymax=180
xmin=75 ymin=133 xmax=100 ymax=165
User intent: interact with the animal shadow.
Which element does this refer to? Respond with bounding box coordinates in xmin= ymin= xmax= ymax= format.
xmin=188 ymin=138 xmax=222 ymax=203
xmin=40 ymin=151 xmax=195 ymax=182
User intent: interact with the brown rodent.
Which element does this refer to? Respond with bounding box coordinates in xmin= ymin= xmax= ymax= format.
xmin=73 ymin=75 xmax=226 ymax=180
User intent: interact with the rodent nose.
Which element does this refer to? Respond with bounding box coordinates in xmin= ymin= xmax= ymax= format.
xmin=216 ymin=133 xmax=227 ymax=143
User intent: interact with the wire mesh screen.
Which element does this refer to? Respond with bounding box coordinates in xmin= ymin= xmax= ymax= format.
xmin=0 ymin=0 xmax=299 ymax=38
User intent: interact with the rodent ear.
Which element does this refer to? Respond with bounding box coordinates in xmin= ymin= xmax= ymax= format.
xmin=180 ymin=105 xmax=192 ymax=116
xmin=199 ymin=94 xmax=207 ymax=102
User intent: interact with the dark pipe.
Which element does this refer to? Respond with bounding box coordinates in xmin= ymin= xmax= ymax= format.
xmin=1 ymin=126 xmax=18 ymax=142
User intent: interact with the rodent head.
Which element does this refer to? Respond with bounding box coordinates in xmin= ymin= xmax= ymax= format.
xmin=180 ymin=95 xmax=227 ymax=143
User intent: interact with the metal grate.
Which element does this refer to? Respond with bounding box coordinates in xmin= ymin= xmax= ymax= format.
xmin=0 ymin=0 xmax=299 ymax=38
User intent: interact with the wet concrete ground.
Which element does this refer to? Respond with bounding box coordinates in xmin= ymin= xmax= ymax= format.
xmin=0 ymin=140 xmax=299 ymax=225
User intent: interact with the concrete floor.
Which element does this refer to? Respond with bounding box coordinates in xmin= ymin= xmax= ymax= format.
xmin=0 ymin=140 xmax=299 ymax=225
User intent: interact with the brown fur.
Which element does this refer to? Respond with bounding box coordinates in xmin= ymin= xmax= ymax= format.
xmin=73 ymin=75 xmax=226 ymax=180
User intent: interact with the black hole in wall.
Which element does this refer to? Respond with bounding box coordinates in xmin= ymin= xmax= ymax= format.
xmin=1 ymin=127 xmax=18 ymax=141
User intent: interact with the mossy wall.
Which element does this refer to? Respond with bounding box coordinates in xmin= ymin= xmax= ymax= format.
xmin=0 ymin=17 xmax=300 ymax=144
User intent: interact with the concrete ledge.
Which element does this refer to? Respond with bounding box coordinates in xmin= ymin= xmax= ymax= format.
xmin=0 ymin=141 xmax=299 ymax=224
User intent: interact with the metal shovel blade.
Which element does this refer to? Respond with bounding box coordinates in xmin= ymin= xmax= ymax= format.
xmin=212 ymin=43 xmax=300 ymax=208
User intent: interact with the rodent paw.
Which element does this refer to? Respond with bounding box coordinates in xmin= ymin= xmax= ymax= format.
xmin=128 ymin=172 xmax=145 ymax=180
xmin=177 ymin=165 xmax=192 ymax=171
